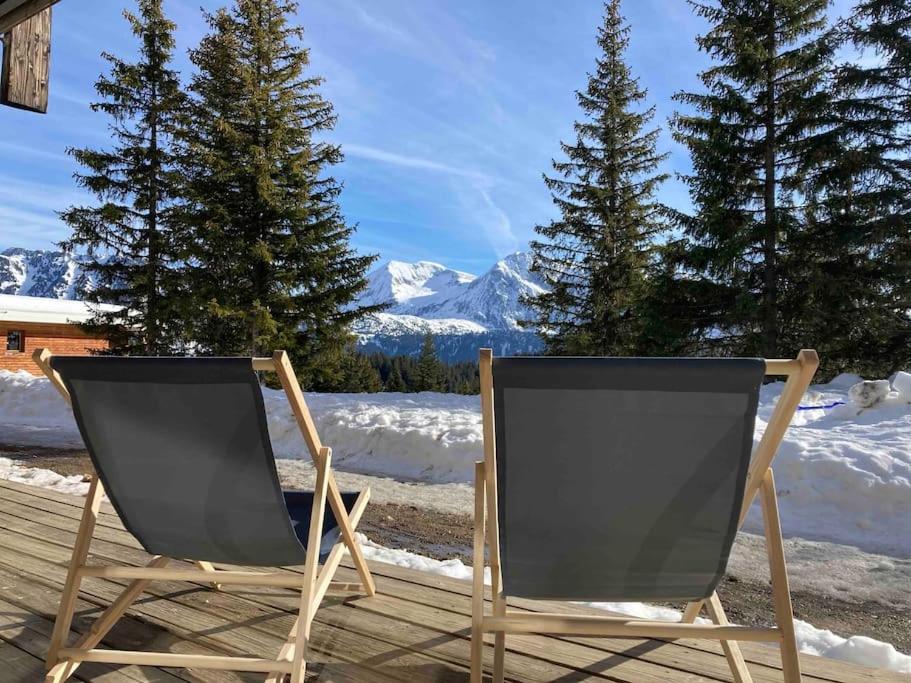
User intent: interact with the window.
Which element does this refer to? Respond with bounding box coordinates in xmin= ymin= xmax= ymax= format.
xmin=6 ymin=330 xmax=23 ymax=352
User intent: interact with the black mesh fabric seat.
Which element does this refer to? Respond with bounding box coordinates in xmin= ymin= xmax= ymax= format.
xmin=50 ymin=355 xmax=358 ymax=567
xmin=283 ymin=490 xmax=359 ymax=557
xmin=491 ymin=356 xmax=765 ymax=602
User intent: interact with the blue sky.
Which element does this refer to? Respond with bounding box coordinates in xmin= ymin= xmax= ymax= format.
xmin=0 ymin=0 xmax=853 ymax=274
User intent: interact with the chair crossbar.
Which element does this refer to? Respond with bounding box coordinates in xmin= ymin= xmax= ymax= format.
xmin=483 ymin=613 xmax=782 ymax=641
xmin=57 ymin=648 xmax=294 ymax=673
xmin=77 ymin=565 xmax=310 ymax=587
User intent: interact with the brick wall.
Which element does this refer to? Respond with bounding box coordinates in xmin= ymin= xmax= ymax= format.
xmin=1 ymin=322 xmax=109 ymax=375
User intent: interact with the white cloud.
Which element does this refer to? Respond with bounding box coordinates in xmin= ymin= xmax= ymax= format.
xmin=344 ymin=143 xmax=491 ymax=182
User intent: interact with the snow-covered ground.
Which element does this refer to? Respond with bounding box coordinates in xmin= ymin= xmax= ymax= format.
xmin=1 ymin=368 xmax=910 ymax=673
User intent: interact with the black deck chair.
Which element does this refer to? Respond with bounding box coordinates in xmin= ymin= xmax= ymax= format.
xmin=34 ymin=349 xmax=376 ymax=683
xmin=470 ymin=348 xmax=819 ymax=683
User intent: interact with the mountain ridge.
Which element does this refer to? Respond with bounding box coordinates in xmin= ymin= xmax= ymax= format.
xmin=1 ymin=247 xmax=544 ymax=361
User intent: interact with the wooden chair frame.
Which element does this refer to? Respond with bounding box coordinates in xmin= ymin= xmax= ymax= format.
xmin=33 ymin=348 xmax=376 ymax=683
xmin=471 ymin=348 xmax=819 ymax=683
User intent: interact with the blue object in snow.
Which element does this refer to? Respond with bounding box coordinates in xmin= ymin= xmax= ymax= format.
xmin=797 ymin=401 xmax=845 ymax=411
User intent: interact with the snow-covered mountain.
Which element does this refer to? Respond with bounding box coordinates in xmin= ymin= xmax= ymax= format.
xmin=353 ymin=252 xmax=544 ymax=361
xmin=0 ymin=248 xmax=93 ymax=299
xmin=2 ymin=247 xmax=544 ymax=361
xmin=360 ymin=260 xmax=476 ymax=310
xmin=359 ymin=252 xmax=545 ymax=331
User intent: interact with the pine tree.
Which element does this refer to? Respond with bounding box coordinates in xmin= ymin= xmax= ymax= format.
xmin=335 ymin=347 xmax=382 ymax=392
xmin=179 ymin=0 xmax=379 ymax=384
xmin=803 ymin=0 xmax=911 ymax=376
xmin=414 ymin=334 xmax=445 ymax=392
xmin=60 ymin=0 xmax=186 ymax=354
xmin=385 ymin=364 xmax=407 ymax=392
xmin=667 ymin=0 xmax=834 ymax=358
xmin=524 ymin=0 xmax=668 ymax=356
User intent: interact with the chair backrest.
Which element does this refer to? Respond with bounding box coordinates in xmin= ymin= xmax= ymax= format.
xmin=50 ymin=356 xmax=308 ymax=567
xmin=490 ymin=356 xmax=765 ymax=601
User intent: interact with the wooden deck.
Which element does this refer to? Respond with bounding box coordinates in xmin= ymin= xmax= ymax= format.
xmin=0 ymin=478 xmax=901 ymax=683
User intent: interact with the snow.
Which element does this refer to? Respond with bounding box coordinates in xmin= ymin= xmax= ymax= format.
xmin=794 ymin=622 xmax=911 ymax=673
xmin=2 ymin=368 xmax=910 ymax=557
xmin=0 ymin=293 xmax=120 ymax=325
xmin=360 ymin=260 xmax=476 ymax=308
xmin=0 ymin=248 xmax=94 ymax=300
xmin=740 ymin=376 xmax=911 ymax=556
xmin=358 ymin=251 xmax=546 ymax=333
xmin=263 ymin=389 xmax=483 ymax=484
xmin=0 ymin=457 xmax=92 ymax=496
xmin=353 ymin=312 xmax=487 ymax=338
xmin=893 ymin=371 xmax=911 ymax=400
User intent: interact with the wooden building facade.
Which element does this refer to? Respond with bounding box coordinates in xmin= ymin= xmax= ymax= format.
xmin=0 ymin=294 xmax=110 ymax=374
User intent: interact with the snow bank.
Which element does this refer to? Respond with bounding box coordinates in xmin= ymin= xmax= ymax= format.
xmin=742 ymin=376 xmax=911 ymax=556
xmin=357 ymin=533 xmax=910 ymax=674
xmin=263 ymin=389 xmax=482 ymax=483
xmin=2 ymin=369 xmax=910 ymax=557
xmin=0 ymin=370 xmax=84 ymax=448
xmin=794 ymin=621 xmax=911 ymax=673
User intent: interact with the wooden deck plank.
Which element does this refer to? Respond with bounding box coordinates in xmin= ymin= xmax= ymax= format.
xmin=0 ymin=638 xmax=56 ymax=682
xmin=0 ymin=479 xmax=903 ymax=683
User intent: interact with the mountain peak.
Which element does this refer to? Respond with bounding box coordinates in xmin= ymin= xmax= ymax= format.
xmin=0 ymin=248 xmax=93 ymax=299
xmin=358 ymin=251 xmax=542 ymax=330
xmin=363 ymin=259 xmax=475 ymax=308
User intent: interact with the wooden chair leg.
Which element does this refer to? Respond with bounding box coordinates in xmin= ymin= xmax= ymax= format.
xmin=327 ymin=473 xmax=375 ymax=597
xmin=492 ymin=591 xmax=506 ymax=683
xmin=761 ymin=470 xmax=801 ymax=683
xmin=290 ymin=447 xmax=331 ymax=683
xmin=682 ymin=600 xmax=704 ymax=623
xmin=45 ymin=555 xmax=170 ymax=683
xmin=194 ymin=560 xmax=222 ymax=590
xmin=45 ymin=476 xmax=103 ymax=676
xmin=706 ymin=592 xmax=753 ymax=683
xmin=471 ymin=462 xmax=485 ymax=683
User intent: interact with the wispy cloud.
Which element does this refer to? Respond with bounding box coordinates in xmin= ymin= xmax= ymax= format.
xmin=350 ymin=4 xmax=415 ymax=46
xmin=344 ymin=143 xmax=492 ymax=182
xmin=449 ymin=179 xmax=519 ymax=257
xmin=0 ymin=175 xmax=89 ymax=212
xmin=0 ymin=141 xmax=69 ymax=163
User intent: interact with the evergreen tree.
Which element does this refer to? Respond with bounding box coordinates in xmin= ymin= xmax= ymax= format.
xmin=414 ymin=334 xmax=445 ymax=392
xmin=60 ymin=0 xmax=186 ymax=354
xmin=667 ymin=0 xmax=834 ymax=358
xmin=802 ymin=0 xmax=911 ymax=376
xmin=179 ymin=0 xmax=379 ymax=384
xmin=335 ymin=347 xmax=382 ymax=392
xmin=385 ymin=364 xmax=407 ymax=392
xmin=524 ymin=0 xmax=668 ymax=356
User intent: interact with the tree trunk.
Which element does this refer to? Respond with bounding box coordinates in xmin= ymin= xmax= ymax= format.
xmin=146 ymin=87 xmax=160 ymax=356
xmin=761 ymin=0 xmax=778 ymax=358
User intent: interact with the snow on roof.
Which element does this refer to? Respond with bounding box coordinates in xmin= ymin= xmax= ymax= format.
xmin=0 ymin=294 xmax=120 ymax=325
